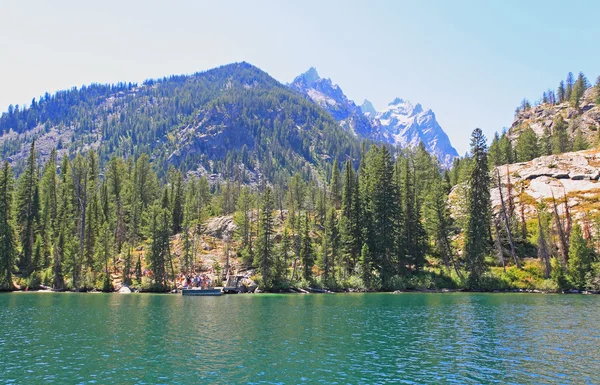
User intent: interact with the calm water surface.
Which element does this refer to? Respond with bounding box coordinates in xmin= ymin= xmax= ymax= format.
xmin=0 ymin=292 xmax=599 ymax=384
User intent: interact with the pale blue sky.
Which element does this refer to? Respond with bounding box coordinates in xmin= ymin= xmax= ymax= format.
xmin=1 ymin=0 xmax=598 ymax=154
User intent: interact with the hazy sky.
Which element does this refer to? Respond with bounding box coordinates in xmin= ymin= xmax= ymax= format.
xmin=1 ymin=0 xmax=599 ymax=154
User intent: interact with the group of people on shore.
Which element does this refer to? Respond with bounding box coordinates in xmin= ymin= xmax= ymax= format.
xmin=178 ymin=273 xmax=214 ymax=289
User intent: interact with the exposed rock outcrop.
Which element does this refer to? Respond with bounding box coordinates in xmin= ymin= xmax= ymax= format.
xmin=510 ymin=88 xmax=600 ymax=143
xmin=492 ymin=149 xmax=600 ymax=220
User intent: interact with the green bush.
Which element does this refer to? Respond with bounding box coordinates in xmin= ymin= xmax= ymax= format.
xmin=340 ymin=275 xmax=366 ymax=291
xmin=474 ymin=272 xmax=512 ymax=291
xmin=140 ymin=276 xmax=170 ymax=292
xmin=27 ymin=272 xmax=42 ymax=290
xmin=41 ymin=267 xmax=53 ymax=286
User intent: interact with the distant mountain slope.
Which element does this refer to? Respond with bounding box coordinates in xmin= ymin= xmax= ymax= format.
xmin=290 ymin=68 xmax=458 ymax=167
xmin=0 ymin=62 xmax=362 ymax=182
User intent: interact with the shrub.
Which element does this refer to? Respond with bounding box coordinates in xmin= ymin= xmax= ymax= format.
xmin=340 ymin=275 xmax=366 ymax=291
xmin=27 ymin=272 xmax=42 ymax=290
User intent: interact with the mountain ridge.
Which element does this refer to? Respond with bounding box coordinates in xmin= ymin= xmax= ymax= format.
xmin=290 ymin=68 xmax=459 ymax=167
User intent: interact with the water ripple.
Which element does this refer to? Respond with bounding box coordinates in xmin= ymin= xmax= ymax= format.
xmin=1 ymin=293 xmax=599 ymax=384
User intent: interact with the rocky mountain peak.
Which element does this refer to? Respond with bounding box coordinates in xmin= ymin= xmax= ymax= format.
xmin=293 ymin=67 xmax=321 ymax=87
xmin=360 ymin=99 xmax=377 ymax=117
xmin=290 ymin=69 xmax=459 ymax=167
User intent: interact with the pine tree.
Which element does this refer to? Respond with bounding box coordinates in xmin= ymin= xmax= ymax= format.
xmin=320 ymin=207 xmax=338 ymax=282
xmin=565 ymin=72 xmax=574 ymax=101
xmin=570 ymin=72 xmax=588 ymax=108
xmin=171 ymin=170 xmax=184 ymax=234
xmin=424 ymin=174 xmax=455 ymax=274
xmin=39 ymin=149 xmax=58 ymax=268
xmin=276 ymin=227 xmax=292 ymax=282
xmin=122 ymin=245 xmax=132 ymax=286
xmin=552 ymin=116 xmax=570 ymax=154
xmin=540 ymin=127 xmax=553 ymax=156
xmin=330 ymin=158 xmax=341 ymax=209
xmin=557 ymin=80 xmax=566 ymax=103
xmin=300 ymin=214 xmax=314 ymax=281
xmin=464 ymin=128 xmax=491 ymax=286
xmin=516 ymin=126 xmax=539 ymax=162
xmin=255 ymin=187 xmax=274 ymax=288
xmin=572 ymin=128 xmax=588 ymax=151
xmin=365 ymin=146 xmax=398 ymax=285
xmin=16 ymin=141 xmax=40 ymax=277
xmin=132 ymin=154 xmax=158 ymax=242
xmin=0 ymin=162 xmax=16 ymax=290
xmin=360 ymin=243 xmax=372 ymax=289
xmin=499 ymin=133 xmax=514 ymax=165
xmin=234 ymin=186 xmax=253 ymax=249
xmin=568 ymin=223 xmax=592 ymax=290
xmin=488 ymin=132 xmax=502 ymax=167
xmin=98 ymin=222 xmax=113 ymax=292
xmin=149 ymin=205 xmax=171 ymax=289
xmin=339 ymin=160 xmax=360 ymax=275
xmin=107 ymin=157 xmax=126 ymax=252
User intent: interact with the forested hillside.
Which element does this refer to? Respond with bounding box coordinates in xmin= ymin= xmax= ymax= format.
xmin=0 ymin=62 xmax=362 ymax=184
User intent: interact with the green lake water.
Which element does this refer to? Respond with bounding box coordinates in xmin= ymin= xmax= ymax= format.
xmin=0 ymin=292 xmax=599 ymax=384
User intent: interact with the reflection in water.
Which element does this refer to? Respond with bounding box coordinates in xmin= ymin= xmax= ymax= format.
xmin=0 ymin=292 xmax=599 ymax=384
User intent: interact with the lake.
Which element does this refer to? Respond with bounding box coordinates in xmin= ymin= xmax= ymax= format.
xmin=0 ymin=292 xmax=598 ymax=384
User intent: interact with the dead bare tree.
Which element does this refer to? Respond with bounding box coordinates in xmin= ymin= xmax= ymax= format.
xmin=536 ymin=208 xmax=551 ymax=278
xmin=497 ymin=168 xmax=521 ymax=268
xmin=551 ymin=191 xmax=569 ymax=266
xmin=493 ymin=217 xmax=506 ymax=272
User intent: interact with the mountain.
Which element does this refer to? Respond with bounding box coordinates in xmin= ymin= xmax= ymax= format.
xmin=368 ymin=98 xmax=459 ymax=167
xmin=290 ymin=68 xmax=458 ymax=167
xmin=289 ymin=68 xmax=377 ymax=138
xmin=0 ymin=62 xmax=362 ymax=182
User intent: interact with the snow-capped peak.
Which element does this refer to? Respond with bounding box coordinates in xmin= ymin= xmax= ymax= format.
xmin=293 ymin=67 xmax=321 ymax=87
xmin=360 ymin=99 xmax=377 ymax=117
xmin=289 ymin=69 xmax=458 ymax=167
xmin=370 ymin=98 xmax=458 ymax=166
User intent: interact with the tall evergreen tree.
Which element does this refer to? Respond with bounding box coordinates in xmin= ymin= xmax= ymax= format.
xmin=365 ymin=146 xmax=398 ymax=285
xmin=39 ymin=149 xmax=58 ymax=268
xmin=149 ymin=205 xmax=171 ymax=289
xmin=488 ymin=132 xmax=502 ymax=167
xmin=568 ymin=223 xmax=592 ymax=290
xmin=552 ymin=116 xmax=570 ymax=154
xmin=570 ymin=72 xmax=588 ymax=108
xmin=234 ymin=187 xmax=253 ymax=248
xmin=557 ymin=80 xmax=566 ymax=103
xmin=255 ymin=187 xmax=275 ymax=288
xmin=565 ymin=72 xmax=574 ymax=101
xmin=171 ymin=170 xmax=184 ymax=234
xmin=516 ymin=126 xmax=539 ymax=162
xmin=0 ymin=162 xmax=16 ymax=290
xmin=330 ymin=158 xmax=341 ymax=209
xmin=339 ymin=160 xmax=360 ymax=275
xmin=572 ymin=128 xmax=588 ymax=151
xmin=16 ymin=141 xmax=40 ymax=277
xmin=464 ymin=128 xmax=491 ymax=286
xmin=540 ymin=127 xmax=553 ymax=156
xmin=300 ymin=214 xmax=314 ymax=281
